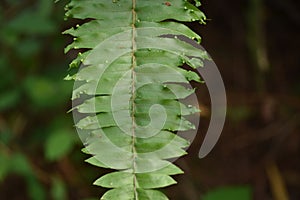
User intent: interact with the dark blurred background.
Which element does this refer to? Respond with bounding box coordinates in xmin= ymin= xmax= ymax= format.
xmin=0 ymin=0 xmax=299 ymax=200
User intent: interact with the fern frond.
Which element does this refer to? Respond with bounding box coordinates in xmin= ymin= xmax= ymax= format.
xmin=65 ymin=1 xmax=207 ymax=199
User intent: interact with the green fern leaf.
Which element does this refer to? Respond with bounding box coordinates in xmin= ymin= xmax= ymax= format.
xmin=65 ymin=0 xmax=207 ymax=199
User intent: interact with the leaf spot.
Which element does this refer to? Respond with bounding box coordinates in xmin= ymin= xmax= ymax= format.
xmin=164 ymin=2 xmax=171 ymax=6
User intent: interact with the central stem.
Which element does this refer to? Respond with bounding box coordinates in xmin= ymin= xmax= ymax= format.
xmin=131 ymin=0 xmax=138 ymax=199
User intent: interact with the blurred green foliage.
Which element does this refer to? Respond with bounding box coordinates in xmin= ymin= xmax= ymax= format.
xmin=202 ymin=186 xmax=252 ymax=200
xmin=0 ymin=0 xmax=81 ymax=199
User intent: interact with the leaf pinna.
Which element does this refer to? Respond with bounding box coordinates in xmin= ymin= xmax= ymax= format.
xmin=64 ymin=0 xmax=207 ymax=199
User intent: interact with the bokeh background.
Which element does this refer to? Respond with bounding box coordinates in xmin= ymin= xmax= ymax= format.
xmin=0 ymin=0 xmax=299 ymax=199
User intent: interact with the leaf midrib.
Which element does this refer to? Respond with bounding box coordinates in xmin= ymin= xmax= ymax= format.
xmin=130 ymin=0 xmax=138 ymax=199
